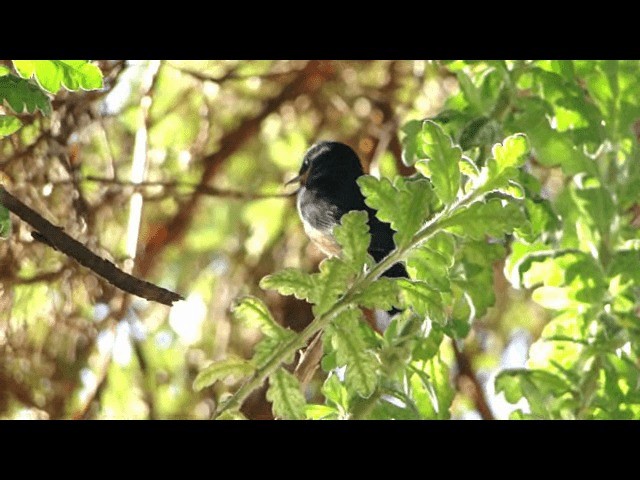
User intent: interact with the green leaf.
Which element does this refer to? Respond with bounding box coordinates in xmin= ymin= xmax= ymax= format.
xmin=260 ymin=268 xmax=315 ymax=301
xmin=459 ymin=116 xmax=502 ymax=150
xmin=321 ymin=372 xmax=350 ymax=410
xmin=514 ymin=198 xmax=560 ymax=242
xmin=358 ymin=176 xmax=433 ymax=248
xmin=495 ymin=368 xmax=576 ymax=419
xmin=0 ymin=115 xmax=22 ymax=137
xmin=310 ymin=257 xmax=354 ymax=315
xmin=333 ymin=210 xmax=370 ymax=272
xmin=491 ymin=134 xmax=530 ymax=173
xmin=13 ymin=60 xmax=103 ymax=94
xmin=0 ymin=74 xmax=51 ymax=114
xmin=252 ymin=332 xmax=296 ymax=369
xmin=397 ymin=278 xmax=444 ymax=322
xmin=442 ymin=199 xmax=525 ymax=240
xmin=411 ymin=354 xmax=454 ymax=419
xmin=266 ymin=368 xmax=306 ymax=420
xmin=305 ymin=404 xmax=339 ymax=420
xmin=571 ymin=182 xmax=615 ymax=237
xmin=193 ymin=356 xmax=255 ymax=391
xmin=456 ymin=72 xmax=484 ymax=113
xmin=0 ymin=205 xmax=11 ymax=239
xmin=232 ymin=295 xmax=287 ymax=338
xmin=352 ymin=277 xmax=400 ymax=311
xmin=415 ymin=120 xmax=461 ymax=204
xmin=401 ymin=119 xmax=423 ymax=166
xmin=0 ymin=65 xmax=10 ymax=76
xmin=325 ymin=309 xmax=379 ymax=398
xmin=406 ymin=232 xmax=455 ymax=291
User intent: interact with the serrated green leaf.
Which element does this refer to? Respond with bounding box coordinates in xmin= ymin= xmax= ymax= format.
xmin=415 ymin=120 xmax=461 ymax=204
xmin=413 ymin=322 xmax=444 ymax=361
xmin=0 ymin=115 xmax=22 ymax=137
xmin=397 ymin=278 xmax=444 ymax=322
xmin=571 ymin=183 xmax=615 ymax=237
xmin=311 ymin=257 xmax=354 ymax=315
xmin=260 ymin=268 xmax=315 ymax=301
xmin=442 ymin=199 xmax=525 ymax=240
xmin=456 ymin=72 xmax=484 ymax=113
xmin=232 ymin=295 xmax=287 ymax=338
xmin=411 ymin=354 xmax=454 ymax=419
xmin=267 ymin=368 xmax=306 ymax=420
xmin=495 ymin=368 xmax=575 ymax=419
xmin=0 ymin=74 xmax=51 ymax=114
xmin=352 ymin=277 xmax=400 ymax=310
xmin=491 ymin=134 xmax=530 ymax=173
xmin=13 ymin=60 xmax=103 ymax=94
xmin=252 ymin=331 xmax=296 ymax=368
xmin=193 ymin=356 xmax=255 ymax=391
xmin=407 ymin=232 xmax=455 ymax=292
xmin=326 ymin=309 xmax=379 ymax=398
xmin=333 ymin=210 xmax=370 ymax=272
xmin=459 ymin=116 xmax=502 ymax=150
xmin=0 ymin=205 xmax=11 ymax=239
xmin=401 ymin=119 xmax=423 ymax=166
xmin=305 ymin=404 xmax=339 ymax=420
xmin=358 ymin=176 xmax=433 ymax=248
xmin=515 ymin=198 xmax=559 ymax=242
xmin=321 ymin=372 xmax=350 ymax=410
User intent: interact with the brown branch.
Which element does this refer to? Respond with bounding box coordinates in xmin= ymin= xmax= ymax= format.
xmin=69 ymin=175 xmax=298 ymax=200
xmin=170 ymin=63 xmax=302 ymax=84
xmin=293 ymin=332 xmax=324 ymax=388
xmin=452 ymin=341 xmax=495 ymax=420
xmin=136 ymin=60 xmax=335 ymax=278
xmin=0 ymin=186 xmax=183 ymax=306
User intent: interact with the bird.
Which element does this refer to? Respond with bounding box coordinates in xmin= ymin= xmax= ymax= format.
xmin=286 ymin=141 xmax=407 ymax=280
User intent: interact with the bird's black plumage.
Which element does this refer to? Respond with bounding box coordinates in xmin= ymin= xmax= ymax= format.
xmin=290 ymin=141 xmax=406 ymax=279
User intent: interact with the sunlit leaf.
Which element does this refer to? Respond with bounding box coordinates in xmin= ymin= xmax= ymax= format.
xmin=352 ymin=277 xmax=400 ymax=311
xmin=260 ymin=268 xmax=315 ymax=301
xmin=442 ymin=199 xmax=525 ymax=240
xmin=325 ymin=309 xmax=379 ymax=398
xmin=0 ymin=115 xmax=22 ymax=137
xmin=333 ymin=210 xmax=370 ymax=272
xmin=232 ymin=295 xmax=287 ymax=338
xmin=13 ymin=60 xmax=103 ymax=93
xmin=267 ymin=368 xmax=306 ymax=420
xmin=193 ymin=356 xmax=255 ymax=391
xmin=358 ymin=175 xmax=433 ymax=248
xmin=415 ymin=120 xmax=461 ymax=204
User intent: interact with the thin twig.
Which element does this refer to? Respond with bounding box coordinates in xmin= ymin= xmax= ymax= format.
xmin=61 ymin=175 xmax=298 ymax=200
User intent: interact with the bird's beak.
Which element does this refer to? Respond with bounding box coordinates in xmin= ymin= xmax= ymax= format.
xmin=285 ymin=169 xmax=309 ymax=187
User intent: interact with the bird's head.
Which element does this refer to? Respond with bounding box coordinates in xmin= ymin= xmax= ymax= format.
xmin=285 ymin=141 xmax=364 ymax=189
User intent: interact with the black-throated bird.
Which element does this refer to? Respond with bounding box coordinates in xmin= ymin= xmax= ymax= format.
xmin=286 ymin=141 xmax=407 ymax=280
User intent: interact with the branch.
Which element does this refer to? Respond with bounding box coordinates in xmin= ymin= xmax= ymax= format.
xmin=70 ymin=175 xmax=297 ymax=201
xmin=452 ymin=341 xmax=495 ymax=420
xmin=213 ymin=188 xmax=484 ymax=418
xmin=293 ymin=332 xmax=324 ymax=388
xmin=0 ymin=186 xmax=183 ymax=306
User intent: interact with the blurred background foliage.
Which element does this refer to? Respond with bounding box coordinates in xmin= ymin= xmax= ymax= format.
xmin=0 ymin=60 xmax=638 ymax=419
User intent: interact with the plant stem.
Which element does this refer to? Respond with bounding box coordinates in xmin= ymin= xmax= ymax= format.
xmin=212 ymin=183 xmax=483 ymax=419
